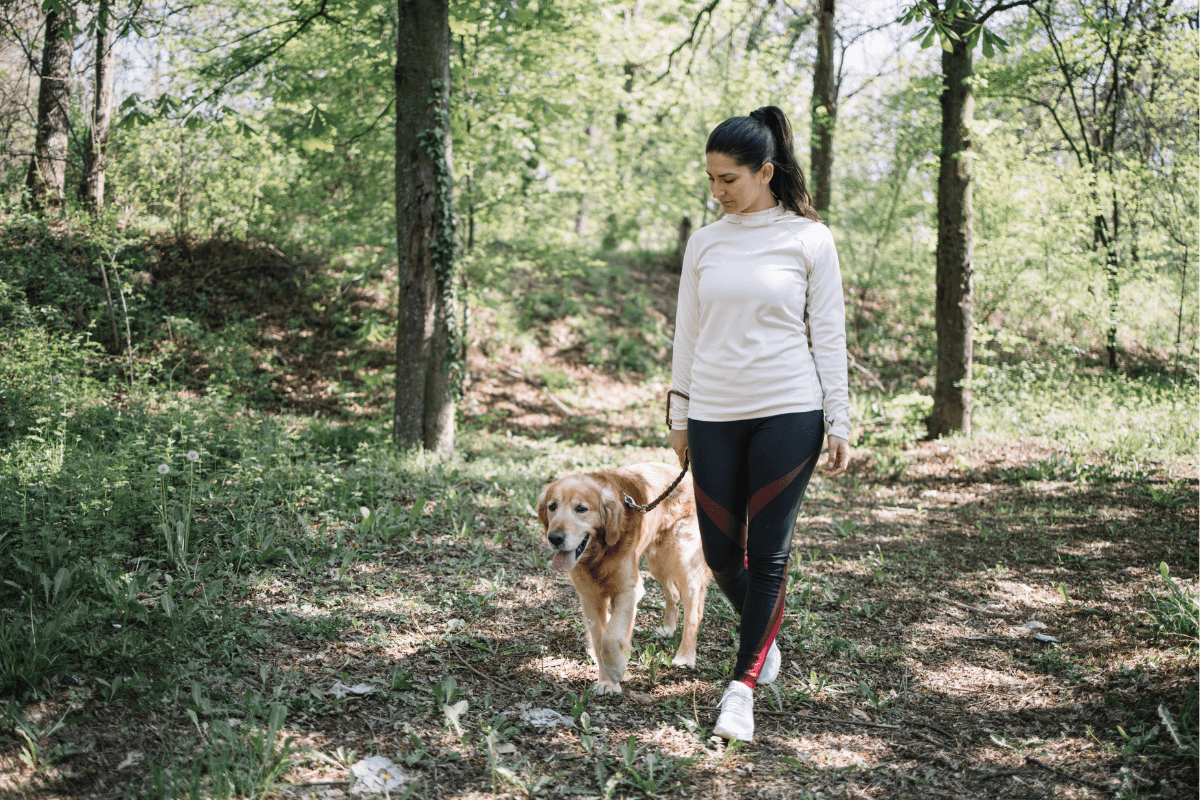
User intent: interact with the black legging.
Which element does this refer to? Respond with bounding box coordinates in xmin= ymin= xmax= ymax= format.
xmin=688 ymin=410 xmax=825 ymax=687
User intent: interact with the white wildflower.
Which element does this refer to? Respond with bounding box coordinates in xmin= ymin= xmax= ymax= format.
xmin=186 ymin=451 xmax=200 ymax=462
xmin=157 ymin=464 xmax=170 ymax=475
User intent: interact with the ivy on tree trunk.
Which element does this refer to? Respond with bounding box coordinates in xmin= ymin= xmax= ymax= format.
xmin=394 ymin=0 xmax=458 ymax=453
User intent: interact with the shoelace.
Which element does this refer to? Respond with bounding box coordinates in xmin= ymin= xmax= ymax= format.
xmin=720 ymin=688 xmax=752 ymax=716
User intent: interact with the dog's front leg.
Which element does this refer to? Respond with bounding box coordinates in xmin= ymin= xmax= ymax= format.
xmin=577 ymin=593 xmax=618 ymax=695
xmin=596 ymin=590 xmax=638 ymax=694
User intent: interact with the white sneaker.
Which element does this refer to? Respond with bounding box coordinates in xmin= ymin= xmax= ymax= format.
xmin=713 ymin=681 xmax=754 ymax=742
xmin=759 ymin=641 xmax=781 ymax=686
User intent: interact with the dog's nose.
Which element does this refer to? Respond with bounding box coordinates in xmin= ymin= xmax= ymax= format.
xmin=547 ymin=530 xmax=565 ymax=548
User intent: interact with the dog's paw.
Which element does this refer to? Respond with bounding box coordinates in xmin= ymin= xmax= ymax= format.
xmin=593 ymin=679 xmax=623 ymax=696
xmin=654 ymin=624 xmax=677 ymax=638
xmin=671 ymin=653 xmax=697 ymax=668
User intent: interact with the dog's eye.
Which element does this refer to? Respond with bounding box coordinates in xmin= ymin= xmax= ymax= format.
xmin=575 ymin=504 xmax=587 ymax=513
xmin=547 ymin=502 xmax=557 ymax=512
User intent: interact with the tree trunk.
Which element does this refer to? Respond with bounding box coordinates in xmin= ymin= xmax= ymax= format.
xmin=928 ymin=19 xmax=975 ymax=438
xmin=81 ymin=0 xmax=114 ymax=212
xmin=810 ymin=0 xmax=836 ymax=214
xmin=1105 ymin=188 xmax=1120 ymax=369
xmin=24 ymin=6 xmax=74 ymax=212
xmin=394 ymin=0 xmax=457 ymax=453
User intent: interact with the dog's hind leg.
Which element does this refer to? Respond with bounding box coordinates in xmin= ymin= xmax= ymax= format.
xmin=671 ymin=573 xmax=707 ymax=668
xmin=656 ymin=581 xmax=680 ymax=638
xmin=645 ymin=555 xmax=679 ymax=638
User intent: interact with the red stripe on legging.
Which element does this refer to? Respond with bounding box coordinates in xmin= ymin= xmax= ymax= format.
xmin=694 ymin=482 xmax=746 ymax=546
xmin=747 ymin=455 xmax=812 ymax=523
xmin=740 ymin=570 xmax=790 ymax=688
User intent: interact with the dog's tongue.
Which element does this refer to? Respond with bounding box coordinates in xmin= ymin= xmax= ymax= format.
xmin=551 ymin=551 xmax=573 ymax=573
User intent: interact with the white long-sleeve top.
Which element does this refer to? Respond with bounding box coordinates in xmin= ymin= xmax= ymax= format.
xmin=670 ymin=203 xmax=851 ymax=441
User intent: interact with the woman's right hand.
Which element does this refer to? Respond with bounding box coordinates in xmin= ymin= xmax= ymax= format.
xmin=668 ymin=428 xmax=688 ymax=468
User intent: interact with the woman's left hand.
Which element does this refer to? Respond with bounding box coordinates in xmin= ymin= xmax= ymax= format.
xmin=823 ymin=435 xmax=850 ymax=477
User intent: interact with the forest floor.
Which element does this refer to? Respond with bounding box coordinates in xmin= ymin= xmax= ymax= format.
xmin=1 ymin=238 xmax=1196 ymax=799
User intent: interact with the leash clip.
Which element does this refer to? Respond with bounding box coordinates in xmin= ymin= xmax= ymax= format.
xmin=623 ymin=493 xmax=650 ymax=514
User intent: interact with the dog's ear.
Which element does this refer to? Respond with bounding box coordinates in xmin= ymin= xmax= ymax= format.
xmin=600 ymin=485 xmax=624 ymax=544
xmin=535 ymin=484 xmax=550 ymax=529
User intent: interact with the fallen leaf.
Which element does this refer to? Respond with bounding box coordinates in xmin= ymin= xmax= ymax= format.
xmin=521 ymin=707 xmax=574 ymax=728
xmin=327 ymin=681 xmax=376 ymax=699
xmin=349 ymin=756 xmax=409 ymax=796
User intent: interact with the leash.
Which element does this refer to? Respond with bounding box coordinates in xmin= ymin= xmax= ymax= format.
xmin=623 ymin=453 xmax=689 ymax=515
xmin=623 ymin=388 xmax=691 ymax=515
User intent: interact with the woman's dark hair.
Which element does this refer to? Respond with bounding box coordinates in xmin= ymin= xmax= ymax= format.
xmin=706 ymin=105 xmax=822 ymax=222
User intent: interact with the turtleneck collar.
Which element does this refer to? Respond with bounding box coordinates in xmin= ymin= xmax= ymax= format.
xmin=722 ymin=202 xmax=788 ymax=227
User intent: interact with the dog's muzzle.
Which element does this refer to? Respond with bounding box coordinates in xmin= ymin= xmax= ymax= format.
xmin=549 ymin=534 xmax=589 ymax=573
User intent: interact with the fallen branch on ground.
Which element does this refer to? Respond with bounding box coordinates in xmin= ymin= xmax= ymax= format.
xmin=930 ymin=593 xmax=1011 ymax=618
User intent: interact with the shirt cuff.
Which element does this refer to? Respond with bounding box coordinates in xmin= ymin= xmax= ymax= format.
xmin=824 ymin=411 xmax=851 ymax=442
xmin=669 ymin=394 xmax=689 ymax=430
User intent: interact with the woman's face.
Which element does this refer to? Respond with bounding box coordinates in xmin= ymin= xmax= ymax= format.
xmin=706 ymin=152 xmax=775 ymax=215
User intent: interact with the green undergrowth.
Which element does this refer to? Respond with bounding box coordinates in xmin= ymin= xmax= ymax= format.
xmin=463 ymin=244 xmax=673 ymax=377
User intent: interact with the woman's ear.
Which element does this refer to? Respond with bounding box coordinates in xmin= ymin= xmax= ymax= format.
xmin=600 ymin=486 xmax=624 ymax=544
xmin=759 ymin=162 xmax=774 ymax=185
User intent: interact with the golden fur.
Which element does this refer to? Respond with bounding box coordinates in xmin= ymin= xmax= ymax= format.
xmin=536 ymin=462 xmax=711 ymax=695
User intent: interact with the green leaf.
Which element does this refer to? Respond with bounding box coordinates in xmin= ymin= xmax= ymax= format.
xmin=919 ymin=26 xmax=937 ymax=49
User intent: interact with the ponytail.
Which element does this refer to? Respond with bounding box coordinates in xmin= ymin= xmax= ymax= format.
xmin=706 ymin=105 xmax=822 ymax=222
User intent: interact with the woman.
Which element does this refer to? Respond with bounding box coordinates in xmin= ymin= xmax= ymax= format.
xmin=668 ymin=105 xmax=850 ymax=742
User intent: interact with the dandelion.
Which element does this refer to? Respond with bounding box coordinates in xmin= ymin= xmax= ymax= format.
xmin=186 ymin=451 xmax=200 ymax=462
xmin=157 ymin=464 xmax=170 ymax=475
xmin=6 ymin=419 xmax=13 ymax=427
xmin=360 ymin=506 xmax=371 ymax=519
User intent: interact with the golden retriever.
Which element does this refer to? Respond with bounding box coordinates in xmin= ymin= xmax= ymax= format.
xmin=536 ymin=462 xmax=711 ymax=695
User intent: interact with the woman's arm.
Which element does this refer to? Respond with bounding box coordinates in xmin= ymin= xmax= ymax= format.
xmin=669 ymin=239 xmax=700 ymax=466
xmin=805 ymin=226 xmax=852 ymax=445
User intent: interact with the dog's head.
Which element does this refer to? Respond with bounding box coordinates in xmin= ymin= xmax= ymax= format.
xmin=536 ymin=473 xmax=625 ymax=573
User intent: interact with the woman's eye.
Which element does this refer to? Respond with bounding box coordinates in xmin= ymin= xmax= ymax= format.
xmin=724 ymin=178 xmax=735 ymax=184
xmin=575 ymin=505 xmax=587 ymax=513
xmin=548 ymin=502 xmax=557 ymax=511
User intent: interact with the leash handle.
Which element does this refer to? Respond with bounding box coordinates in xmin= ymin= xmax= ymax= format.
xmin=624 ymin=453 xmax=689 ymax=515
xmin=665 ymin=389 xmax=690 ymax=428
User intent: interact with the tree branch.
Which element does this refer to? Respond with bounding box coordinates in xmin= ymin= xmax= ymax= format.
xmin=978 ymin=0 xmax=1036 ymax=26
xmin=649 ymin=0 xmax=721 ymax=85
xmin=339 ymin=96 xmax=396 ymax=147
xmin=188 ymin=0 xmax=333 ymax=116
xmin=1032 ymin=4 xmax=1095 ymax=167
xmin=993 ymin=92 xmax=1085 ymax=168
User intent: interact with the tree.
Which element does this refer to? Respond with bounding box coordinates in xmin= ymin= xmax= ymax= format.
xmin=1020 ymin=0 xmax=1182 ymax=370
xmin=24 ymin=3 xmax=75 ymax=211
xmin=81 ymin=0 xmax=115 ymax=211
xmin=811 ymin=0 xmax=835 ymax=213
xmin=902 ymin=0 xmax=1032 ymax=438
xmin=394 ymin=0 xmax=457 ymax=452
